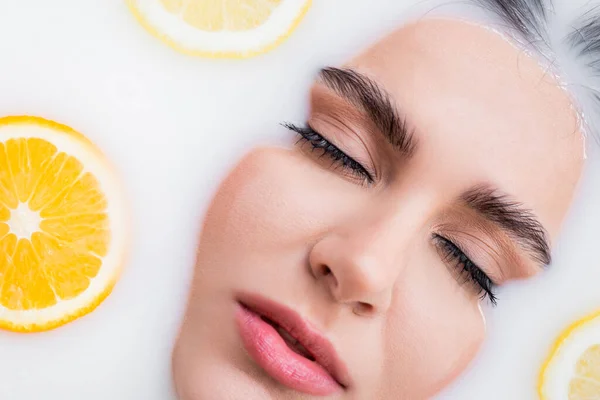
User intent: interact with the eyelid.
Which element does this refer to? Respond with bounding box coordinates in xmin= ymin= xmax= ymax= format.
xmin=432 ymin=234 xmax=498 ymax=305
xmin=433 ymin=225 xmax=506 ymax=284
xmin=305 ymin=121 xmax=377 ymax=179
xmin=284 ymin=122 xmax=375 ymax=184
xmin=307 ymin=118 xmax=380 ymax=181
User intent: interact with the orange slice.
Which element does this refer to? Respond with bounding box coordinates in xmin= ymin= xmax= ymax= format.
xmin=0 ymin=116 xmax=127 ymax=332
xmin=127 ymin=0 xmax=311 ymax=58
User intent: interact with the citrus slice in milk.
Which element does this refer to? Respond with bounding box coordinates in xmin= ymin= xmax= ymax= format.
xmin=127 ymin=0 xmax=311 ymax=58
xmin=539 ymin=309 xmax=600 ymax=399
xmin=0 ymin=116 xmax=127 ymax=332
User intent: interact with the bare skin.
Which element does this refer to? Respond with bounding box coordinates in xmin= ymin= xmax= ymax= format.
xmin=173 ymin=18 xmax=584 ymax=399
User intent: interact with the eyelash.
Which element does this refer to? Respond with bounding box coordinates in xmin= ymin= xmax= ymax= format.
xmin=283 ymin=123 xmax=374 ymax=184
xmin=433 ymin=234 xmax=498 ymax=306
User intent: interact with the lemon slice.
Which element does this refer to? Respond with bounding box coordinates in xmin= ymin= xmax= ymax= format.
xmin=539 ymin=309 xmax=600 ymax=399
xmin=127 ymin=0 xmax=311 ymax=58
xmin=0 ymin=116 xmax=127 ymax=332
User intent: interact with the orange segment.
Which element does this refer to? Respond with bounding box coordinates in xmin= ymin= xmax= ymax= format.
xmin=29 ymin=153 xmax=83 ymax=212
xmin=32 ymin=232 xmax=101 ymax=301
xmin=0 ymin=116 xmax=127 ymax=332
xmin=0 ymin=205 xmax=9 ymax=221
xmin=41 ymin=173 xmax=107 ymax=218
xmin=0 ymin=234 xmax=19 ymax=308
xmin=3 ymin=238 xmax=57 ymax=310
xmin=22 ymin=138 xmax=58 ymax=202
xmin=41 ymin=213 xmax=110 ymax=256
xmin=0 ymin=223 xmax=8 ymax=238
xmin=5 ymin=139 xmax=28 ymax=202
xmin=2 ymin=138 xmax=57 ymax=203
xmin=0 ymin=142 xmax=18 ymax=208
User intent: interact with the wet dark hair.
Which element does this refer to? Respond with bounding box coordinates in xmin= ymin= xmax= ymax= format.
xmin=475 ymin=0 xmax=600 ymax=141
xmin=475 ymin=0 xmax=549 ymax=46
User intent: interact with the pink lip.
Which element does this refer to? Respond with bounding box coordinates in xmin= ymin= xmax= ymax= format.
xmin=235 ymin=293 xmax=350 ymax=396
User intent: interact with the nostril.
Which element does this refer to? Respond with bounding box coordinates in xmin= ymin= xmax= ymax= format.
xmin=355 ymin=302 xmax=374 ymax=316
xmin=318 ymin=264 xmax=339 ymax=290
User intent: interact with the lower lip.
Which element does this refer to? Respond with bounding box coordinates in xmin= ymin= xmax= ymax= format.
xmin=235 ymin=303 xmax=341 ymax=396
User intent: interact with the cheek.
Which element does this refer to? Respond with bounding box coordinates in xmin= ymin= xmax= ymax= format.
xmin=381 ymin=249 xmax=486 ymax=398
xmin=198 ymin=146 xmax=363 ymax=258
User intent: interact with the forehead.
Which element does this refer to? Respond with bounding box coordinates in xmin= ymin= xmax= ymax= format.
xmin=341 ymin=18 xmax=584 ymax=239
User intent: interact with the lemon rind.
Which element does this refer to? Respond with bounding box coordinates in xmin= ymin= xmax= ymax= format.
xmin=538 ymin=308 xmax=600 ymax=399
xmin=126 ymin=0 xmax=312 ymax=58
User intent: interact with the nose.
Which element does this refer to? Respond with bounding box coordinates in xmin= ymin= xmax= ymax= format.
xmin=308 ymin=216 xmax=405 ymax=317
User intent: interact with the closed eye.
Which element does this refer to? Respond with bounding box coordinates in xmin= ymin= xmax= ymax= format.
xmin=433 ymin=234 xmax=498 ymax=305
xmin=283 ymin=122 xmax=374 ymax=185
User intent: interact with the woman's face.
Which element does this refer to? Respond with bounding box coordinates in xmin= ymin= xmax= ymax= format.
xmin=173 ymin=19 xmax=584 ymax=399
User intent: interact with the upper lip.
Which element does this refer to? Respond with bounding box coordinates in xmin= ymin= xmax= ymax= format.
xmin=236 ymin=292 xmax=351 ymax=389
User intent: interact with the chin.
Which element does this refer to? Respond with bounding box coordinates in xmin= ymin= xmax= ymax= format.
xmin=172 ymin=350 xmax=262 ymax=400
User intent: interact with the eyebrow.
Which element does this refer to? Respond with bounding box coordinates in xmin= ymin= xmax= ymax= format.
xmin=460 ymin=184 xmax=551 ymax=266
xmin=317 ymin=67 xmax=417 ymax=156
